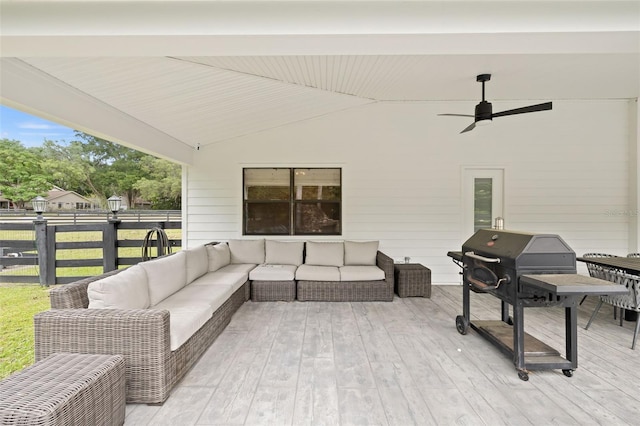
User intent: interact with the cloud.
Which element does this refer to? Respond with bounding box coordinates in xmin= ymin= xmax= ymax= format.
xmin=18 ymin=121 xmax=64 ymax=130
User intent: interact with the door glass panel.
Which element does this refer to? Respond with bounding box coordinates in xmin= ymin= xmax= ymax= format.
xmin=474 ymin=178 xmax=492 ymax=232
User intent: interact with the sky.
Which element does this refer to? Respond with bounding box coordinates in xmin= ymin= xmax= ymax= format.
xmin=0 ymin=105 xmax=77 ymax=147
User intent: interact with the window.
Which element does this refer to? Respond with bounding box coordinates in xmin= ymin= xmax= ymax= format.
xmin=243 ymin=168 xmax=341 ymax=235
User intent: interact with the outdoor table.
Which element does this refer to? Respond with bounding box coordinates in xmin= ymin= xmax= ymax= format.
xmin=576 ymin=256 xmax=640 ymax=275
xmin=577 ymin=256 xmax=640 ymax=321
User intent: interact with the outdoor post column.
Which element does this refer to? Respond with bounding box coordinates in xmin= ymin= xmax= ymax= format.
xmin=104 ymin=218 xmax=120 ymax=272
xmin=34 ymin=218 xmax=50 ymax=286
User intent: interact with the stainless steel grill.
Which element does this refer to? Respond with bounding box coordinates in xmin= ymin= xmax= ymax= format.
xmin=448 ymin=229 xmax=627 ymax=381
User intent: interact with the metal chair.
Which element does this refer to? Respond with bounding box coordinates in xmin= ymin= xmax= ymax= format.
xmin=585 ymin=269 xmax=640 ymax=349
xmin=583 ymin=252 xmax=618 ymax=279
xmin=581 ymin=253 xmax=619 ymax=305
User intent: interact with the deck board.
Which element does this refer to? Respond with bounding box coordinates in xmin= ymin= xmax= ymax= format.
xmin=125 ymin=285 xmax=640 ymax=425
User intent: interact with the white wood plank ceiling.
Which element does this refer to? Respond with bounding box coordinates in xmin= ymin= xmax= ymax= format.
xmin=1 ymin=1 xmax=638 ymax=164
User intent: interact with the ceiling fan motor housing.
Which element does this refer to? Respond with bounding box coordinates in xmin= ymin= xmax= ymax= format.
xmin=475 ymin=100 xmax=493 ymax=122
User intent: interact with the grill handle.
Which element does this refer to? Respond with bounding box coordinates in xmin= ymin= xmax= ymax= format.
xmin=464 ymin=251 xmax=501 ymax=263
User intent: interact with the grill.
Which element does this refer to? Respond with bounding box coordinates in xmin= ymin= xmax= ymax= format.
xmin=448 ymin=229 xmax=627 ymax=381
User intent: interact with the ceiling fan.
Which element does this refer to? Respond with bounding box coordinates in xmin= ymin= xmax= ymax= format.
xmin=439 ymin=74 xmax=552 ymax=133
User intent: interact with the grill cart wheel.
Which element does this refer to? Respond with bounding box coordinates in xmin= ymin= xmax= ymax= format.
xmin=563 ymin=369 xmax=573 ymax=377
xmin=518 ymin=370 xmax=529 ymax=381
xmin=455 ymin=315 xmax=469 ymax=335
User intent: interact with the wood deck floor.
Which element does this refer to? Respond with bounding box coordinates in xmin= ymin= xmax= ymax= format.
xmin=124 ymin=285 xmax=640 ymax=425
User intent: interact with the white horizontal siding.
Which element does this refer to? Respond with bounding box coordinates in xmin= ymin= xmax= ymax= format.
xmin=186 ymin=99 xmax=632 ymax=284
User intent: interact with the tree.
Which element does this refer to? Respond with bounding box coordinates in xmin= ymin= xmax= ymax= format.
xmin=134 ymin=158 xmax=182 ymax=209
xmin=39 ymin=133 xmax=147 ymax=208
xmin=0 ymin=139 xmax=50 ymax=209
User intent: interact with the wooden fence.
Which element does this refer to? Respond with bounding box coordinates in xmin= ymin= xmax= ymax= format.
xmin=0 ymin=219 xmax=181 ymax=285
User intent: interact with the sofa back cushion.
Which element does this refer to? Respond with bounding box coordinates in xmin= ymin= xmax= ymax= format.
xmin=265 ymin=240 xmax=304 ymax=266
xmin=87 ymin=265 xmax=150 ymax=309
xmin=344 ymin=241 xmax=379 ymax=266
xmin=305 ymin=241 xmax=344 ymax=267
xmin=206 ymin=243 xmax=231 ymax=272
xmin=185 ymin=245 xmax=209 ymax=283
xmin=140 ymin=251 xmax=188 ymax=306
xmin=229 ymin=239 xmax=265 ymax=264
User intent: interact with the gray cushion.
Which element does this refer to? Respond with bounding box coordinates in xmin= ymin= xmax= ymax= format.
xmin=207 ymin=243 xmax=231 ymax=272
xmin=265 ymin=240 xmax=304 ymax=266
xmin=344 ymin=241 xmax=379 ymax=265
xmin=87 ymin=265 xmax=149 ymax=309
xmin=141 ymin=251 xmax=188 ymax=306
xmin=295 ymin=264 xmax=341 ymax=281
xmin=305 ymin=241 xmax=344 ymax=267
xmin=340 ymin=266 xmax=385 ymax=281
xmin=229 ymin=239 xmax=265 ymax=264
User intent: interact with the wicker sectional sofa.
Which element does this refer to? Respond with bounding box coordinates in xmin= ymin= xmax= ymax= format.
xmin=34 ymin=239 xmax=393 ymax=405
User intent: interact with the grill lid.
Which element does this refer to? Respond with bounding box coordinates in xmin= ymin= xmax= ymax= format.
xmin=462 ymin=229 xmax=576 ymax=272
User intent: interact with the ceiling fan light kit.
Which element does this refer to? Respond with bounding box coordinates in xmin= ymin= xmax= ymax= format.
xmin=439 ymin=74 xmax=552 ymax=133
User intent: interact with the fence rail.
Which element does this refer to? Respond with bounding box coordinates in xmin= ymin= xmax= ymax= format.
xmin=0 ymin=218 xmax=181 ymax=285
xmin=0 ymin=210 xmax=181 ymax=224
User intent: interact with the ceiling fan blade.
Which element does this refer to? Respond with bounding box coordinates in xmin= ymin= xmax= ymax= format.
xmin=492 ymin=102 xmax=552 ymax=118
xmin=438 ymin=113 xmax=475 ymax=117
xmin=460 ymin=122 xmax=476 ymax=133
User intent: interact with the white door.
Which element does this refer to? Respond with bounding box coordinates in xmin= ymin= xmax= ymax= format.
xmin=463 ymin=168 xmax=504 ymax=237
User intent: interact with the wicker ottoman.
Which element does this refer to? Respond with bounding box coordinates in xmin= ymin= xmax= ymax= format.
xmin=0 ymin=353 xmax=126 ymax=426
xmin=394 ymin=263 xmax=432 ymax=298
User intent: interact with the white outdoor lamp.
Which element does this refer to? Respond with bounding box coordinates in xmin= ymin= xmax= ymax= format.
xmin=32 ymin=196 xmax=47 ymax=220
xmin=107 ymin=195 xmax=122 ymax=220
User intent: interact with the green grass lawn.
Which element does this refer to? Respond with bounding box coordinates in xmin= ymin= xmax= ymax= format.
xmin=0 ymin=284 xmax=52 ymax=380
xmin=0 ymin=227 xmax=182 ymax=379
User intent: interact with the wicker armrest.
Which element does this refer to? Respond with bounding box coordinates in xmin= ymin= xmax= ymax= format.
xmin=376 ymin=251 xmax=395 ymax=286
xmin=34 ymin=308 xmax=171 ymax=361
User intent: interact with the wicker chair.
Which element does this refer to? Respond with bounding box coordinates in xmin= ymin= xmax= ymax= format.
xmin=585 ymin=269 xmax=640 ymax=349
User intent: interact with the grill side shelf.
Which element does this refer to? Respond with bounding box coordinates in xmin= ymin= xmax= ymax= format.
xmin=520 ymin=274 xmax=630 ymax=296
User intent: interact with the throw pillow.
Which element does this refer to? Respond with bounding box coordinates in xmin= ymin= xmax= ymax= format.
xmin=206 ymin=242 xmax=231 ymax=272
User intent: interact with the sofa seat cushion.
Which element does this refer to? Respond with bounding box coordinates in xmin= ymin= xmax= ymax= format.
xmin=218 ymin=264 xmax=256 ymax=275
xmin=296 ymin=264 xmax=340 ymax=281
xmin=249 ymin=264 xmax=297 ymax=281
xmin=189 ymin=270 xmax=247 ymax=293
xmin=340 ymin=266 xmax=385 ymax=281
xmin=154 ymin=284 xmax=233 ymax=314
xmin=87 ymin=265 xmax=149 ymax=309
xmin=140 ymin=251 xmax=188 ymax=306
xmin=185 ymin=245 xmax=209 ymax=283
xmin=152 ymin=303 xmax=212 ymax=351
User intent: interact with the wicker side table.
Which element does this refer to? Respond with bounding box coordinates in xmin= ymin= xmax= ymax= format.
xmin=394 ymin=263 xmax=431 ymax=298
xmin=0 ymin=353 xmax=126 ymax=426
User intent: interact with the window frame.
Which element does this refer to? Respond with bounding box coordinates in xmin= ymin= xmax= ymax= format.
xmin=243 ymin=167 xmax=342 ymax=236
